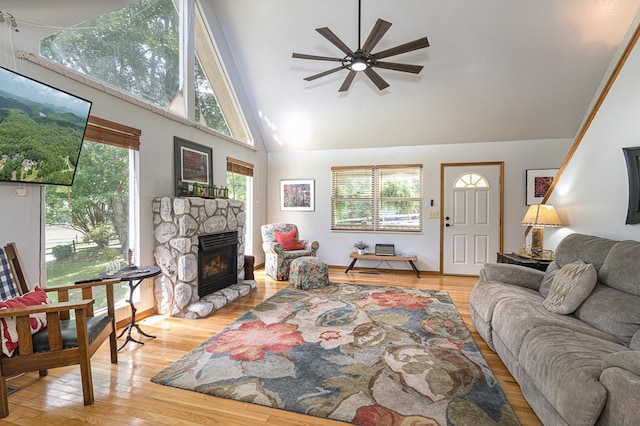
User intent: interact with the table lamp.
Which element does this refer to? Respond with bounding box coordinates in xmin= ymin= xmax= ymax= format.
xmin=521 ymin=204 xmax=562 ymax=258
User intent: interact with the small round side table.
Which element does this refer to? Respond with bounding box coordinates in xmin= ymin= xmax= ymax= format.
xmin=101 ymin=265 xmax=161 ymax=351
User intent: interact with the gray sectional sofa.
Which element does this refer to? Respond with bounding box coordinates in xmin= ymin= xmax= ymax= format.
xmin=470 ymin=233 xmax=640 ymax=425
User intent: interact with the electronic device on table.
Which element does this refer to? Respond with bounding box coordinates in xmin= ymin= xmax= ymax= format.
xmin=375 ymin=244 xmax=395 ymax=256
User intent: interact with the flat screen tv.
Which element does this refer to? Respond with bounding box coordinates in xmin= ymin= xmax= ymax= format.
xmin=0 ymin=66 xmax=92 ymax=187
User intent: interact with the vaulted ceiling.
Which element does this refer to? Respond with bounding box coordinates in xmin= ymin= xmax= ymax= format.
xmin=5 ymin=1 xmax=640 ymax=153
xmin=208 ymin=0 xmax=640 ymax=153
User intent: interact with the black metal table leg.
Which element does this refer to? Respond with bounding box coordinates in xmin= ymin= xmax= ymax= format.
xmin=345 ymin=258 xmax=358 ymax=273
xmin=113 ymin=266 xmax=160 ymax=351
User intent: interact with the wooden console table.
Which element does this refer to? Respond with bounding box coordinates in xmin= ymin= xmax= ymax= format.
xmin=345 ymin=252 xmax=420 ymax=278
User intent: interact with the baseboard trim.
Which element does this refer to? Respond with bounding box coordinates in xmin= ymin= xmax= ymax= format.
xmin=116 ymin=307 xmax=155 ymax=330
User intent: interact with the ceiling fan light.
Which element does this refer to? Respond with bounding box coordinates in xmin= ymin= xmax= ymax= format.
xmin=351 ymin=58 xmax=367 ymax=71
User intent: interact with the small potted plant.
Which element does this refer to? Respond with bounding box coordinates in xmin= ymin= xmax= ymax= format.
xmin=353 ymin=240 xmax=369 ymax=255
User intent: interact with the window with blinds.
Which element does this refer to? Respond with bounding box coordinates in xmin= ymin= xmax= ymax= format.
xmin=226 ymin=157 xmax=253 ymax=202
xmin=331 ymin=164 xmax=423 ymax=232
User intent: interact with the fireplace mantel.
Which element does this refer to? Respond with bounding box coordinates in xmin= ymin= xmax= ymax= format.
xmin=152 ymin=196 xmax=255 ymax=318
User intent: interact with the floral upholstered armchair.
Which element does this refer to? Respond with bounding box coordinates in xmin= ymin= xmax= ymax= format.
xmin=261 ymin=223 xmax=319 ymax=280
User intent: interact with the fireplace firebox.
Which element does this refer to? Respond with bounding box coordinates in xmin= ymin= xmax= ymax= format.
xmin=198 ymin=231 xmax=238 ymax=298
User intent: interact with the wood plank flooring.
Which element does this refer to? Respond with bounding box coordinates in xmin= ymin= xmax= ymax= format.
xmin=3 ymin=268 xmax=542 ymax=425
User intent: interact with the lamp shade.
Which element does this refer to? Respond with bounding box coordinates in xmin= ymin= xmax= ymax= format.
xmin=521 ymin=204 xmax=562 ymax=227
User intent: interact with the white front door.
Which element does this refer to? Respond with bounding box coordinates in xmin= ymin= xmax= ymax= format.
xmin=441 ymin=163 xmax=503 ymax=275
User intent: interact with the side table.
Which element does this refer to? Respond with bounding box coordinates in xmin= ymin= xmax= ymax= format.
xmin=102 ymin=265 xmax=161 ymax=350
xmin=496 ymin=252 xmax=551 ymax=272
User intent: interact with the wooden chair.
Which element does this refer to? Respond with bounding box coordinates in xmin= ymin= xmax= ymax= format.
xmin=0 ymin=242 xmax=119 ymax=418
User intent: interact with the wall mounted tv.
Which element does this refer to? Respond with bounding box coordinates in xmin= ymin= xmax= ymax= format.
xmin=0 ymin=66 xmax=92 ymax=187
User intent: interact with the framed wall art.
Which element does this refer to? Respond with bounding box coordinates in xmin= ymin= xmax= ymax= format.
xmin=280 ymin=179 xmax=315 ymax=211
xmin=623 ymin=146 xmax=640 ymax=224
xmin=526 ymin=168 xmax=558 ymax=205
xmin=174 ymin=137 xmax=213 ymax=196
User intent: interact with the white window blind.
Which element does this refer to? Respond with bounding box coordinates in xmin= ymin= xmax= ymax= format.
xmin=331 ymin=164 xmax=422 ymax=232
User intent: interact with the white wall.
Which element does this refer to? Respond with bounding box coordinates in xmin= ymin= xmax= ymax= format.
xmin=267 ymin=138 xmax=572 ymax=272
xmin=547 ymin=31 xmax=640 ymax=248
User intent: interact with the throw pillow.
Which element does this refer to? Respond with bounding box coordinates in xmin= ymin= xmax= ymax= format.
xmin=274 ymin=229 xmax=306 ymax=251
xmin=543 ymin=260 xmax=597 ymax=315
xmin=0 ymin=286 xmax=51 ymax=357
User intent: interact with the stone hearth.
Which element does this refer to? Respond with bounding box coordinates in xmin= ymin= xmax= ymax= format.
xmin=152 ymin=196 xmax=256 ymax=318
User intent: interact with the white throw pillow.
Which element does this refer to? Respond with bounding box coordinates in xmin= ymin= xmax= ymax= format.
xmin=543 ymin=260 xmax=597 ymax=315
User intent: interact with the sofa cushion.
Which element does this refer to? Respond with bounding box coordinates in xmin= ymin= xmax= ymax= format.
xmin=543 ymin=260 xmax=597 ymax=314
xmin=553 ymin=233 xmax=616 ymax=271
xmin=631 ymin=329 xmax=640 ymax=351
xmin=470 ymin=281 xmax=541 ymax=326
xmin=518 ymin=326 xmax=627 ymax=425
xmin=491 ymin=289 xmax=623 ymax=360
xmin=599 ymin=240 xmax=640 ymax=296
xmin=539 ymin=261 xmax=560 ymax=298
xmin=469 ymin=281 xmax=542 ymax=349
xmin=541 ymin=233 xmax=617 ymax=297
xmin=574 ymin=284 xmax=640 ymax=346
xmin=31 ymin=315 xmax=113 ymax=352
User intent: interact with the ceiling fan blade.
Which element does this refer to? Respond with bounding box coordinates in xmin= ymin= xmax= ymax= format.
xmin=293 ymin=53 xmax=344 ymax=62
xmin=364 ymin=67 xmax=389 ymax=90
xmin=316 ymin=27 xmax=355 ymax=56
xmin=361 ymin=19 xmax=392 ymax=54
xmin=372 ymin=61 xmax=423 ymax=74
xmin=304 ymin=65 xmax=348 ymax=82
xmin=338 ymin=71 xmax=357 ymax=92
xmin=373 ymin=37 xmax=430 ymax=60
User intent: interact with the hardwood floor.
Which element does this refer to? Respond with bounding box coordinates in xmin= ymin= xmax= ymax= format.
xmin=3 ymin=268 xmax=542 ymax=425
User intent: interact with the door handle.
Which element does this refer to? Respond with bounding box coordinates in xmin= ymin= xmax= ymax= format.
xmin=445 ymin=223 xmax=452 ymax=227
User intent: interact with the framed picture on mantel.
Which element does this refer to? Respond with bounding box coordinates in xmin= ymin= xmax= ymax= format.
xmin=174 ymin=137 xmax=213 ymax=196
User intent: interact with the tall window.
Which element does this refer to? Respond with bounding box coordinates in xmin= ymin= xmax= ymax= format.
xmin=227 ymin=157 xmax=253 ymax=254
xmin=44 ymin=117 xmax=140 ymax=308
xmin=40 ymin=0 xmax=181 ymax=109
xmin=39 ymin=0 xmax=249 ymax=141
xmin=331 ymin=165 xmax=423 ymax=232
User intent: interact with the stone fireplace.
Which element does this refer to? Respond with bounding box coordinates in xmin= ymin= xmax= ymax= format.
xmin=152 ymin=196 xmax=255 ymax=318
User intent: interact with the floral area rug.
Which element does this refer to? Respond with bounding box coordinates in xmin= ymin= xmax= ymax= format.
xmin=151 ymin=283 xmax=520 ymax=425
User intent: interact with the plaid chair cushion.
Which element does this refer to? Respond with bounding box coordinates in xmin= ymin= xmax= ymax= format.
xmin=0 ymin=248 xmax=18 ymax=301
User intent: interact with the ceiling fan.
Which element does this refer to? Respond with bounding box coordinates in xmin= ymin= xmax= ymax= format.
xmin=292 ymin=0 xmax=430 ymax=92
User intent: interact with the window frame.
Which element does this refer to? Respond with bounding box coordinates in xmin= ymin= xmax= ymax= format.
xmin=331 ymin=164 xmax=423 ymax=233
xmin=35 ymin=0 xmax=252 ymax=145
xmin=226 ymin=157 xmax=253 ymax=254
xmin=44 ymin=116 xmax=140 ymax=310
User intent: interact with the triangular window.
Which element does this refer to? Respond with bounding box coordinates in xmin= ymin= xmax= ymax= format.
xmin=40 ymin=0 xmax=250 ymax=142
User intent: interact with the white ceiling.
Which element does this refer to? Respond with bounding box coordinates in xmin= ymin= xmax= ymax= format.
xmin=5 ymin=0 xmax=640 ymax=154
xmin=209 ymin=0 xmax=640 ymax=153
